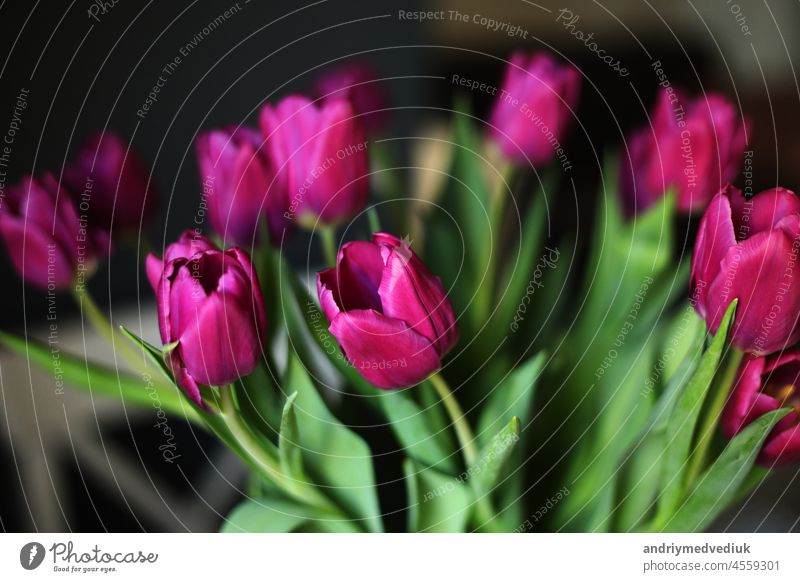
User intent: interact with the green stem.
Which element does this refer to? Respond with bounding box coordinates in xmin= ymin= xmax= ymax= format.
xmin=429 ymin=372 xmax=503 ymax=532
xmin=473 ymin=162 xmax=514 ymax=326
xmin=429 ymin=372 xmax=478 ymax=466
xmin=73 ymin=286 xmax=175 ymax=390
xmin=219 ymin=385 xmax=352 ymax=524
xmin=367 ymin=207 xmax=382 ymax=233
xmin=72 ymin=287 xmax=202 ymax=423
xmin=219 ymin=385 xmax=287 ymax=486
xmin=319 ymin=226 xmax=338 ymax=268
xmin=685 ymin=348 xmax=745 ymax=485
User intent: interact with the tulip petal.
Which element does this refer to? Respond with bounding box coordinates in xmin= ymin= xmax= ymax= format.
xmin=177 ymin=289 xmax=262 ymax=387
xmin=760 ymin=422 xmax=800 ymax=467
xmin=226 ymin=248 xmax=267 ymax=336
xmin=167 ymin=351 xmax=203 ymax=406
xmin=722 ymin=354 xmax=767 ymax=438
xmin=706 ymin=228 xmax=800 ymax=354
xmin=690 ymin=192 xmax=736 ymax=317
xmin=145 ymin=253 xmax=163 ymax=291
xmin=329 ymin=309 xmax=441 ymax=389
xmin=378 ymin=245 xmax=458 ymax=355
xmin=729 ymin=186 xmax=800 ymax=237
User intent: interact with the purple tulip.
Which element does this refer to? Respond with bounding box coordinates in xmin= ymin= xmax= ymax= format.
xmin=146 ymin=231 xmax=266 ymax=405
xmin=317 ymin=232 xmax=458 ymax=389
xmin=195 ymin=126 xmax=285 ymax=245
xmin=64 ymin=132 xmax=157 ymax=233
xmin=488 ymin=52 xmax=580 ymax=165
xmin=722 ymin=351 xmax=800 ymax=467
xmin=621 ymin=89 xmax=749 ymax=215
xmin=691 ymin=185 xmax=800 ymax=355
xmin=259 ymin=95 xmax=368 ymax=228
xmin=0 ymin=174 xmax=109 ymax=290
xmin=314 ymin=61 xmax=388 ymax=134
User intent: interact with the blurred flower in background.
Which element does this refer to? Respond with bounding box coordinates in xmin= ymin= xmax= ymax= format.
xmin=260 ymin=95 xmax=369 ymax=229
xmin=488 ymin=51 xmax=580 ymax=166
xmin=195 ymin=126 xmax=279 ymax=246
xmin=620 ymin=89 xmax=749 ymax=215
xmin=315 ymin=60 xmax=389 ymax=135
xmin=0 ymin=173 xmax=110 ymax=290
xmin=64 ymin=132 xmax=158 ymax=235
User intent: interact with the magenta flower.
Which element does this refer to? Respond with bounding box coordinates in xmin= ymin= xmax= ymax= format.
xmin=621 ymin=89 xmax=749 ymax=215
xmin=146 ymin=231 xmax=266 ymax=405
xmin=690 ymin=185 xmax=800 ymax=355
xmin=314 ymin=61 xmax=388 ymax=134
xmin=195 ymin=126 xmax=285 ymax=245
xmin=259 ymin=95 xmax=368 ymax=228
xmin=0 ymin=174 xmax=109 ymax=290
xmin=722 ymin=351 xmax=800 ymax=467
xmin=64 ymin=132 xmax=157 ymax=233
xmin=317 ymin=233 xmax=458 ymax=389
xmin=488 ymin=52 xmax=580 ymax=165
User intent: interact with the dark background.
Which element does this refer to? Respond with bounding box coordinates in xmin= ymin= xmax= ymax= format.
xmin=1 ymin=0 xmax=799 ymax=532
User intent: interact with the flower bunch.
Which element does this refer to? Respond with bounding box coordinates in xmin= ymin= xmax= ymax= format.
xmin=3 ymin=53 xmax=795 ymax=535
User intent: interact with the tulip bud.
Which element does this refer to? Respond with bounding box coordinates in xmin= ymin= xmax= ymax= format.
xmin=690 ymin=185 xmax=800 ymax=354
xmin=146 ymin=231 xmax=267 ymax=404
xmin=488 ymin=52 xmax=580 ymax=165
xmin=64 ymin=132 xmax=157 ymax=233
xmin=0 ymin=174 xmax=109 ymax=290
xmin=621 ymin=89 xmax=749 ymax=215
xmin=195 ymin=126 xmax=285 ymax=245
xmin=314 ymin=61 xmax=389 ymax=134
xmin=722 ymin=352 xmax=800 ymax=466
xmin=259 ymin=95 xmax=368 ymax=228
xmin=317 ymin=232 xmax=458 ymax=389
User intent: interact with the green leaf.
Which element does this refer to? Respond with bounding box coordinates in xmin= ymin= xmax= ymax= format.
xmin=376 ymin=390 xmax=457 ymax=473
xmin=221 ymin=496 xmax=358 ymax=533
xmin=655 ymin=300 xmax=737 ymax=519
xmin=613 ymin=355 xmax=695 ymax=531
xmin=236 ymin=363 xmax=283 ymax=440
xmin=661 ymin=304 xmax=706 ymax=385
xmin=278 ymin=392 xmax=303 ymax=478
xmin=575 ymin=160 xmax=676 ymax=346
xmin=493 ymin=176 xmax=552 ymax=337
xmin=0 ymin=330 xmax=194 ymax=420
xmin=477 ymin=352 xmax=546 ymax=447
xmin=404 ymin=459 xmax=471 ymax=532
xmin=662 ymin=408 xmax=790 ymax=532
xmin=470 ymin=417 xmax=521 ymax=496
xmin=425 ymin=98 xmax=491 ymax=319
xmin=119 ymin=325 xmax=174 ymax=383
xmin=221 ymin=497 xmax=311 ymax=533
xmin=284 ymin=354 xmax=383 ymax=532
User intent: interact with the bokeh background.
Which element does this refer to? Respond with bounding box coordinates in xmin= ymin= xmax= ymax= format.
xmin=1 ymin=0 xmax=799 ymax=531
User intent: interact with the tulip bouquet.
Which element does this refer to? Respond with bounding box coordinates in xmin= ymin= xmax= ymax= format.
xmin=2 ymin=53 xmax=798 ymax=534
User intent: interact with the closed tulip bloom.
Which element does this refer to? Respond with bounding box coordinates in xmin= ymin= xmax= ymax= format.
xmin=722 ymin=351 xmax=800 ymax=466
xmin=260 ymin=95 xmax=368 ymax=228
xmin=64 ymin=132 xmax=157 ymax=233
xmin=146 ymin=231 xmax=266 ymax=405
xmin=488 ymin=52 xmax=580 ymax=165
xmin=690 ymin=185 xmax=800 ymax=354
xmin=0 ymin=174 xmax=109 ymax=290
xmin=317 ymin=232 xmax=458 ymax=389
xmin=621 ymin=89 xmax=749 ymax=215
xmin=195 ymin=126 xmax=283 ymax=245
xmin=315 ymin=61 xmax=388 ymax=134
